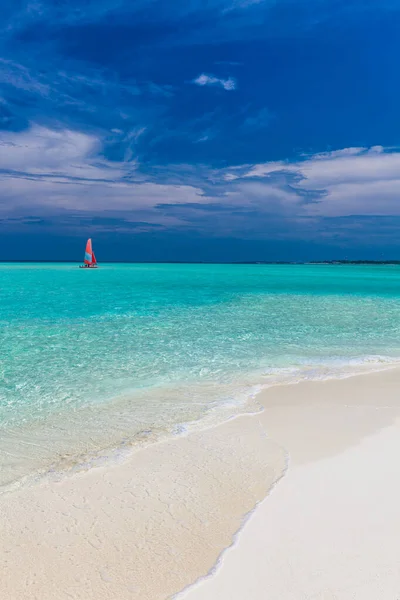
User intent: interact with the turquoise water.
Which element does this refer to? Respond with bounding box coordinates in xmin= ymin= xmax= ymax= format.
xmin=2 ymin=263 xmax=400 ymax=488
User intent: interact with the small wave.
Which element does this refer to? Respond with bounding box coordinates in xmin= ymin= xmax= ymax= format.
xmin=1 ymin=353 xmax=400 ymax=495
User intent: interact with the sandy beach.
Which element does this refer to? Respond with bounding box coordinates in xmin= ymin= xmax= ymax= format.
xmin=2 ymin=368 xmax=400 ymax=599
xmin=179 ymin=369 xmax=400 ymax=600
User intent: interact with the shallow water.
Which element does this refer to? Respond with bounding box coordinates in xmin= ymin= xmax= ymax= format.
xmin=2 ymin=262 xmax=400 ymax=488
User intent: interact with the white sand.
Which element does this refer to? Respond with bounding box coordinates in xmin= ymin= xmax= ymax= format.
xmin=0 ymin=409 xmax=286 ymax=600
xmin=2 ymin=369 xmax=400 ymax=600
xmin=178 ymin=370 xmax=400 ymax=600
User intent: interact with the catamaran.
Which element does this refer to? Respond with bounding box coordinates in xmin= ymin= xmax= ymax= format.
xmin=80 ymin=238 xmax=98 ymax=268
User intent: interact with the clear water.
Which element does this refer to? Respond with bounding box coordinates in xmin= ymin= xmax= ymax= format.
xmin=2 ymin=263 xmax=400 ymax=488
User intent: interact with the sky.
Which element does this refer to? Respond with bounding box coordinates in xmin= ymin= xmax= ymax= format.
xmin=1 ymin=0 xmax=400 ymax=261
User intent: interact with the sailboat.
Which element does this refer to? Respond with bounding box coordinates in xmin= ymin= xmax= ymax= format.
xmin=79 ymin=238 xmax=98 ymax=268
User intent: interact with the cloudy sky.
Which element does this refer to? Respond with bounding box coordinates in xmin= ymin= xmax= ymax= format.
xmin=1 ymin=0 xmax=400 ymax=260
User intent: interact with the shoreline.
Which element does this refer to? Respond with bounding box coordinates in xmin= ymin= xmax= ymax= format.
xmin=2 ymin=368 xmax=400 ymax=599
xmin=1 ymin=356 xmax=398 ymax=495
xmin=0 ymin=395 xmax=287 ymax=600
xmin=178 ymin=371 xmax=400 ymax=599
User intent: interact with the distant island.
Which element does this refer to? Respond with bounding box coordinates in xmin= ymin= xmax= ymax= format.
xmin=303 ymin=260 xmax=400 ymax=265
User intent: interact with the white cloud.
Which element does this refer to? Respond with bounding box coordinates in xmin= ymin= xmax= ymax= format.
xmin=3 ymin=125 xmax=400 ymax=240
xmin=0 ymin=125 xmax=124 ymax=181
xmin=0 ymin=125 xmax=213 ymax=227
xmin=242 ymin=161 xmax=286 ymax=178
xmin=308 ymin=147 xmax=367 ymax=160
xmin=193 ymin=73 xmax=236 ymax=91
xmin=232 ymin=146 xmax=400 ymax=218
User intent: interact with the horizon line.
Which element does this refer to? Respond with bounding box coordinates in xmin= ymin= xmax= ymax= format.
xmin=1 ymin=260 xmax=400 ymax=265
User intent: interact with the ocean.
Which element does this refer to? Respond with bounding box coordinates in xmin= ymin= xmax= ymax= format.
xmin=2 ymin=262 xmax=400 ymax=490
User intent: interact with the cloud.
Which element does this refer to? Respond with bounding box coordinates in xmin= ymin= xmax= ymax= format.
xmin=3 ymin=122 xmax=400 ymax=245
xmin=0 ymin=58 xmax=51 ymax=96
xmin=0 ymin=123 xmax=294 ymax=241
xmin=193 ymin=74 xmax=236 ymax=91
xmin=0 ymin=125 xmax=213 ymax=232
xmin=0 ymin=125 xmax=123 ymax=181
xmin=236 ymin=146 xmax=400 ymax=219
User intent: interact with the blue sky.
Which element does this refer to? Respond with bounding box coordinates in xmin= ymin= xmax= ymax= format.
xmin=1 ymin=0 xmax=400 ymax=260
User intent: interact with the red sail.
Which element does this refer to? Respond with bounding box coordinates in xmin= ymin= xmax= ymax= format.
xmin=84 ymin=239 xmax=93 ymax=264
xmin=92 ymin=252 xmax=97 ymax=265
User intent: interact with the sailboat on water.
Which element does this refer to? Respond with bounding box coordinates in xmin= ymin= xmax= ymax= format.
xmin=79 ymin=238 xmax=98 ymax=268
